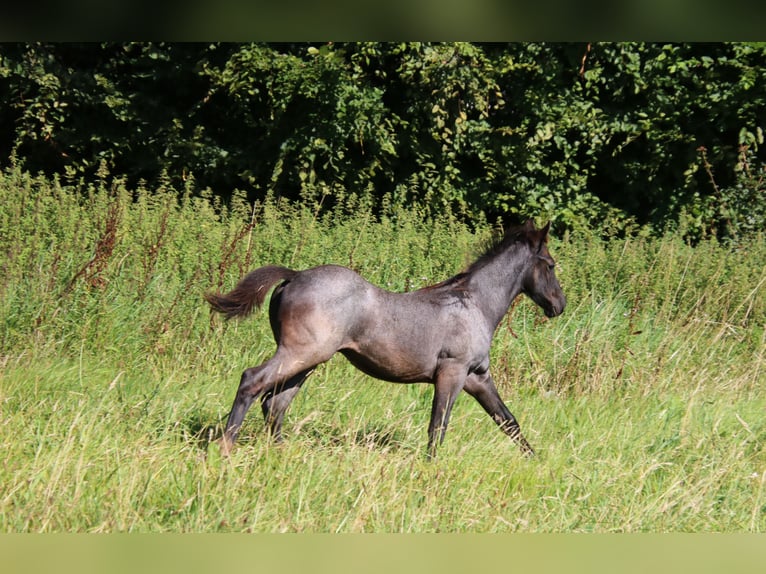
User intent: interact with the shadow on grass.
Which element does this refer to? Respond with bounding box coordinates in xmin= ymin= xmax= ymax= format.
xmin=180 ymin=412 xmax=224 ymax=451
xmin=178 ymin=410 xmax=416 ymax=456
xmin=297 ymin=422 xmax=414 ymax=454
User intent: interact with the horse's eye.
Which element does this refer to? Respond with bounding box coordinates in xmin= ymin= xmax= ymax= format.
xmin=539 ymin=256 xmax=555 ymax=271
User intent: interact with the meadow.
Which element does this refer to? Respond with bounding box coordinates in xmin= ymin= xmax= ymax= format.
xmin=1 ymin=169 xmax=764 ymax=532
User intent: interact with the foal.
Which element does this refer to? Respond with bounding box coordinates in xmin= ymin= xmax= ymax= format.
xmin=205 ymin=220 xmax=565 ymax=457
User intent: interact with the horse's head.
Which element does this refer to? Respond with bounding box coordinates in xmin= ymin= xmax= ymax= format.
xmin=521 ymin=221 xmax=566 ymax=318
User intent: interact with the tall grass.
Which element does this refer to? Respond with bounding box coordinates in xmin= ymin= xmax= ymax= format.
xmin=1 ymin=168 xmax=764 ymax=532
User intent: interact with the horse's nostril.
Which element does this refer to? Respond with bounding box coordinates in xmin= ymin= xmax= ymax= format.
xmin=548 ymin=307 xmax=559 ymax=318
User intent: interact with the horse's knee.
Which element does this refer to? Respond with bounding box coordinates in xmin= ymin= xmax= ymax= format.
xmin=239 ymin=366 xmax=261 ymax=386
xmin=236 ymin=366 xmax=270 ymax=399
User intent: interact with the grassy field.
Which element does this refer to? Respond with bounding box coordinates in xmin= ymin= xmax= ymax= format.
xmin=1 ymin=169 xmax=764 ymax=532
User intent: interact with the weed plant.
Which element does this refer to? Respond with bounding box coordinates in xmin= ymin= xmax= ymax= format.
xmin=1 ymin=168 xmax=764 ymax=532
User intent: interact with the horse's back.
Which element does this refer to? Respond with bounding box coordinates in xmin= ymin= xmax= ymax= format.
xmin=283 ymin=264 xmax=375 ymax=299
xmin=269 ymin=264 xmax=377 ymax=328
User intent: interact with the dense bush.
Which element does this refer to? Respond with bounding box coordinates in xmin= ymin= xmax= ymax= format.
xmin=1 ymin=42 xmax=765 ymax=239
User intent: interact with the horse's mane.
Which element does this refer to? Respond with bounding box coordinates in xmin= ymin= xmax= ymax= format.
xmin=464 ymin=223 xmax=532 ymax=275
xmin=419 ymin=223 xmax=533 ymax=297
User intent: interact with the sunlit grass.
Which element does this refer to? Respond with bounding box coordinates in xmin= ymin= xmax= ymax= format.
xmin=0 ymin=169 xmax=764 ymax=531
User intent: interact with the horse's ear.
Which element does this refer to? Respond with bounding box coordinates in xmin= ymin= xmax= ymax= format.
xmin=533 ymin=221 xmax=550 ymax=251
xmin=523 ymin=219 xmax=536 ymax=231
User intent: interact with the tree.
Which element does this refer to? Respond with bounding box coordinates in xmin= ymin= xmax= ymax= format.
xmin=1 ymin=42 xmax=764 ymax=239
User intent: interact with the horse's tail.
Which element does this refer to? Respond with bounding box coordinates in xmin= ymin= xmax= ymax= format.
xmin=204 ymin=265 xmax=298 ymax=320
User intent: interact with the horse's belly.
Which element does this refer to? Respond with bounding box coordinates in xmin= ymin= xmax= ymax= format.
xmin=339 ymin=345 xmax=435 ymax=383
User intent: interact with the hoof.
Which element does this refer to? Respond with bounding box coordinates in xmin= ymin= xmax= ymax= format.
xmin=217 ymin=437 xmax=234 ymax=456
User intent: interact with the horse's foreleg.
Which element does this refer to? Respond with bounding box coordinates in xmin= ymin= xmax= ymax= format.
xmin=463 ymin=372 xmax=534 ymax=456
xmin=427 ymin=364 xmax=466 ymax=459
xmin=260 ymin=369 xmax=313 ymax=441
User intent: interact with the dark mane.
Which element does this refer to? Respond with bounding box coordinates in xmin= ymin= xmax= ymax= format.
xmin=464 ymin=224 xmax=531 ymax=275
xmin=419 ymin=223 xmax=532 ymax=297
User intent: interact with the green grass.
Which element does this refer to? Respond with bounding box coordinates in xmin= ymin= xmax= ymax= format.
xmin=1 ymin=168 xmax=764 ymax=532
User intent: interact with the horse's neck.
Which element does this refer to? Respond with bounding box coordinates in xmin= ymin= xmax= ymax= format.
xmin=468 ymin=247 xmax=528 ymax=329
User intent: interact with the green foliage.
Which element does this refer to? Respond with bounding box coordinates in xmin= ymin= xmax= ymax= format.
xmin=1 ymin=42 xmax=765 ymax=239
xmin=574 ymin=43 xmax=766 ymax=239
xmin=202 ymin=43 xmax=399 ymax=204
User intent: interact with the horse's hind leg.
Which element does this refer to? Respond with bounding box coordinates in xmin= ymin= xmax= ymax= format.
xmin=463 ymin=372 xmax=534 ymax=456
xmin=220 ymin=351 xmax=317 ymax=454
xmin=260 ymin=368 xmax=313 ymax=441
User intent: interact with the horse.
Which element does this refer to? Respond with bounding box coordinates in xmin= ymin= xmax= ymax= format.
xmin=205 ymin=220 xmax=566 ymax=458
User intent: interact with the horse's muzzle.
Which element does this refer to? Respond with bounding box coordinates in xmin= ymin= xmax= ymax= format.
xmin=545 ymin=296 xmax=566 ymax=318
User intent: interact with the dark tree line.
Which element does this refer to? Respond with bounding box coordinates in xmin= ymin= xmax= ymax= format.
xmin=1 ymin=42 xmax=765 ymax=239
